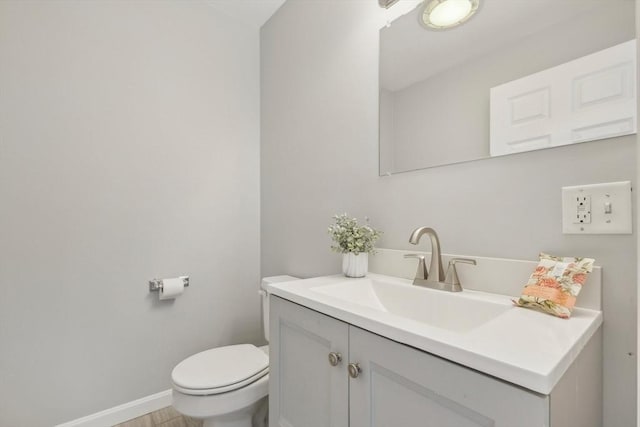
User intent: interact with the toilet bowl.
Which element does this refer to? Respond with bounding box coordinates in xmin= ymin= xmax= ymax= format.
xmin=171 ymin=276 xmax=298 ymax=427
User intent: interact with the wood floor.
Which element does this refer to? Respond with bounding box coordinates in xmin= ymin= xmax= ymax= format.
xmin=113 ymin=406 xmax=202 ymax=427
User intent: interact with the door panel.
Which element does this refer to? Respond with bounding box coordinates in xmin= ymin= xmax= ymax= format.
xmin=490 ymin=39 xmax=636 ymax=156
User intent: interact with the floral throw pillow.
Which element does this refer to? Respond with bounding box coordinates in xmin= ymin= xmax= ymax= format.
xmin=513 ymin=253 xmax=595 ymax=318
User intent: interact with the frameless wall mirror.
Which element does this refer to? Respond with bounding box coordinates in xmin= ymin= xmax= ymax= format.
xmin=379 ymin=0 xmax=637 ymax=176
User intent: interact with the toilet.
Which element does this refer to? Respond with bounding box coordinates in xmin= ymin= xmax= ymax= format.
xmin=171 ymin=275 xmax=299 ymax=427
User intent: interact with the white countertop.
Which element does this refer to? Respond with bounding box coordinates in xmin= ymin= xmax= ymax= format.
xmin=265 ymin=273 xmax=603 ymax=395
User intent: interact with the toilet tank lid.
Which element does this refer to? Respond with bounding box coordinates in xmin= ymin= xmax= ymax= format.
xmin=261 ymin=275 xmax=299 ymax=290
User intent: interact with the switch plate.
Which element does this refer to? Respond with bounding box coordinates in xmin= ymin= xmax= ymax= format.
xmin=562 ymin=181 xmax=632 ymax=234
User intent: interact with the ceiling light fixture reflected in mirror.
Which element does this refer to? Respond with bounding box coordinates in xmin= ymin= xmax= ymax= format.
xmin=422 ymin=0 xmax=480 ymax=30
xmin=379 ymin=0 xmax=401 ymax=9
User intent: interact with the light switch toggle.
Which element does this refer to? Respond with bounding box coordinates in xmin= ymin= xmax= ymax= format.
xmin=604 ymin=201 xmax=612 ymax=214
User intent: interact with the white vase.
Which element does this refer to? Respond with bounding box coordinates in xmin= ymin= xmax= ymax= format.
xmin=342 ymin=252 xmax=368 ymax=278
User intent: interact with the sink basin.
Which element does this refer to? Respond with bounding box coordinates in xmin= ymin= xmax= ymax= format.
xmin=310 ymin=276 xmax=510 ymax=333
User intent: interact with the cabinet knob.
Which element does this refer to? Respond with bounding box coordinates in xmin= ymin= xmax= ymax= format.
xmin=348 ymin=363 xmax=361 ymax=378
xmin=328 ymin=352 xmax=342 ymax=367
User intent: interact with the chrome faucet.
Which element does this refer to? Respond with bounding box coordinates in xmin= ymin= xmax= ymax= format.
xmin=404 ymin=227 xmax=476 ymax=292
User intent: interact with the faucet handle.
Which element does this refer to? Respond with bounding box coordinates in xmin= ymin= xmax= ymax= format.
xmin=444 ymin=258 xmax=477 ymax=288
xmin=404 ymin=253 xmax=427 ymax=280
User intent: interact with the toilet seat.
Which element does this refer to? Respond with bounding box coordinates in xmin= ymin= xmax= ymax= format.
xmin=172 ymin=344 xmax=269 ymax=396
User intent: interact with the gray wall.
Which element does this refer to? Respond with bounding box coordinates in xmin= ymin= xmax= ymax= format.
xmin=261 ymin=1 xmax=636 ymax=425
xmin=0 ymin=1 xmax=260 ymax=425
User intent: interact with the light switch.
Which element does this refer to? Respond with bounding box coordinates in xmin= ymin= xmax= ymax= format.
xmin=562 ymin=181 xmax=632 ymax=234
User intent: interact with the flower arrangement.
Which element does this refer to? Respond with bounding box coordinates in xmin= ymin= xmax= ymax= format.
xmin=328 ymin=213 xmax=382 ymax=256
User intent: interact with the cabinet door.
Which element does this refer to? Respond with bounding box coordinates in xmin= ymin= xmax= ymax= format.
xmin=349 ymin=326 xmax=549 ymax=427
xmin=269 ymin=297 xmax=349 ymax=427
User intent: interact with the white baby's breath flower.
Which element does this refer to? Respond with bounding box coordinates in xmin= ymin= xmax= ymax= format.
xmin=328 ymin=213 xmax=382 ymax=255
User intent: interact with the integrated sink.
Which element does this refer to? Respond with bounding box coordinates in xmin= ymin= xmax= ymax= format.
xmin=265 ymin=270 xmax=603 ymax=395
xmin=310 ymin=276 xmax=511 ymax=333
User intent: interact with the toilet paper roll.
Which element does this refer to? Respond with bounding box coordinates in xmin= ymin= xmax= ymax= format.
xmin=159 ymin=278 xmax=184 ymax=300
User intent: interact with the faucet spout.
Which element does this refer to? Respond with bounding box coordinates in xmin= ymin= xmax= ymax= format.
xmin=408 ymin=227 xmax=444 ymax=283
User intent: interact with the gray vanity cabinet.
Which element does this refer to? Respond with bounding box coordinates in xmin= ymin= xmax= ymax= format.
xmin=269 ymin=296 xmax=349 ymax=427
xmin=349 ymin=326 xmax=548 ymax=427
xmin=270 ymin=296 xmax=550 ymax=427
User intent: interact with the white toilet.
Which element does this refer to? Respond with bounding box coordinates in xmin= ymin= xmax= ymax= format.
xmin=171 ymin=275 xmax=298 ymax=427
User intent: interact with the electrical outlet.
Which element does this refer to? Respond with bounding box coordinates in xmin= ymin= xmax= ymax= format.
xmin=562 ymin=181 xmax=632 ymax=234
xmin=573 ymin=195 xmax=591 ymax=224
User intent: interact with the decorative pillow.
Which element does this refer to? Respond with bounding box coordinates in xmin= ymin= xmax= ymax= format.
xmin=513 ymin=253 xmax=595 ymax=318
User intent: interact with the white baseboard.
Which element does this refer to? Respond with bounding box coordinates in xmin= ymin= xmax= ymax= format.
xmin=54 ymin=389 xmax=173 ymax=427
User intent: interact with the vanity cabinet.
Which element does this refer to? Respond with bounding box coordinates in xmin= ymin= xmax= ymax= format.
xmin=269 ymin=295 xmax=349 ymax=427
xmin=269 ymin=296 xmax=546 ymax=426
xmin=348 ymin=326 xmax=546 ymax=427
xmin=270 ymin=296 xmax=594 ymax=427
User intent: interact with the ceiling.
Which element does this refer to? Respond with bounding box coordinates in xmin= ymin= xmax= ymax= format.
xmin=206 ymin=0 xmax=286 ymax=29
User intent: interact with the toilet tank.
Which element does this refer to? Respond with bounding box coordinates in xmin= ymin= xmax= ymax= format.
xmin=260 ymin=275 xmax=299 ymax=342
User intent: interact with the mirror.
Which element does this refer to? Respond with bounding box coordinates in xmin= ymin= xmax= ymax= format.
xmin=379 ymin=0 xmax=636 ymax=175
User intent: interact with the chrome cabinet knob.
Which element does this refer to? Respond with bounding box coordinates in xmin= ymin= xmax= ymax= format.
xmin=328 ymin=352 xmax=342 ymax=366
xmin=348 ymin=363 xmax=361 ymax=378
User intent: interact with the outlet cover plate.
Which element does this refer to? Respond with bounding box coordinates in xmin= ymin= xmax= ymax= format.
xmin=562 ymin=181 xmax=632 ymax=234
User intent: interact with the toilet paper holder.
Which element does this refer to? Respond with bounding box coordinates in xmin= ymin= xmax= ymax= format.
xmin=149 ymin=276 xmax=190 ymax=292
